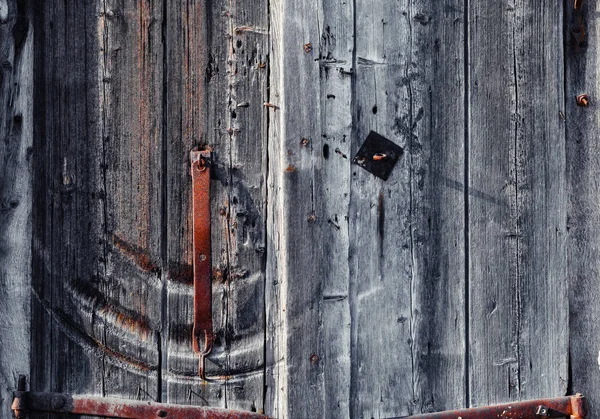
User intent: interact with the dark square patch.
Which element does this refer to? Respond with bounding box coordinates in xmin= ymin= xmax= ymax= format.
xmin=352 ymin=131 xmax=403 ymax=181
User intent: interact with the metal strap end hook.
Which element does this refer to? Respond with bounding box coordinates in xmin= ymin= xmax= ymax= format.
xmin=196 ymin=331 xmax=214 ymax=380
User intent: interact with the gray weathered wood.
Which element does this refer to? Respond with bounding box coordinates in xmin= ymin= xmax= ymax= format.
xmin=468 ymin=0 xmax=567 ymax=405
xmin=101 ymin=0 xmax=164 ymax=401
xmin=265 ymin=0 xmax=324 ymax=415
xmin=0 ymin=0 xmax=32 ymax=414
xmin=164 ymin=0 xmax=215 ymax=408
xmin=32 ymin=0 xmax=107 ymax=402
xmin=350 ymin=0 xmax=466 ymax=416
xmin=165 ymin=0 xmax=267 ymax=413
xmin=32 ymin=0 xmax=162 ymax=405
xmin=317 ymin=1 xmax=353 ymax=418
xmin=566 ymin=1 xmax=600 ymax=417
xmin=266 ymin=0 xmax=467 ymax=417
xmin=5 ymin=2 xmax=593 ymax=418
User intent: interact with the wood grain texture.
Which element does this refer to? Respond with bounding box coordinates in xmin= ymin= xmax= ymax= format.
xmin=265 ymin=0 xmax=324 ymax=415
xmin=266 ymin=0 xmax=467 ymax=417
xmin=566 ymin=0 xmax=600 ymax=416
xmin=0 ymin=0 xmax=32 ymax=414
xmin=165 ymin=0 xmax=267 ymax=414
xmin=350 ymin=0 xmax=466 ymax=416
xmin=403 ymin=0 xmax=466 ymax=413
xmin=101 ymin=0 xmax=164 ymax=401
xmin=317 ymin=1 xmax=353 ymax=418
xmin=28 ymin=0 xmax=268 ymax=414
xmin=164 ymin=0 xmax=214 ymax=408
xmin=31 ymin=0 xmax=162 ymax=410
xmin=9 ymin=1 xmax=592 ymax=418
xmin=468 ymin=0 xmax=568 ymax=406
xmin=32 ymin=0 xmax=108 ymax=405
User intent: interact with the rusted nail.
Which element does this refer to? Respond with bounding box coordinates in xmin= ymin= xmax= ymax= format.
xmin=263 ymin=102 xmax=278 ymax=109
xmin=559 ymin=111 xmax=566 ymax=121
xmin=303 ymin=43 xmax=312 ymax=53
xmin=307 ymin=213 xmax=316 ymax=223
xmin=300 ymin=137 xmax=310 ymax=147
xmin=257 ymin=62 xmax=266 ymax=69
xmin=574 ymin=0 xmax=584 ymax=10
xmin=310 ymin=353 xmax=319 ymax=364
xmin=576 ymin=94 xmax=589 ymax=107
xmin=373 ymin=153 xmax=387 ymax=161
xmin=335 ymin=148 xmax=348 ymax=159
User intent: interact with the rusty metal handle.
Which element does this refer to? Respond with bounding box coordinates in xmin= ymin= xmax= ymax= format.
xmin=12 ymin=375 xmax=271 ymax=418
xmin=391 ymin=394 xmax=587 ymax=419
xmin=191 ymin=150 xmax=214 ymax=379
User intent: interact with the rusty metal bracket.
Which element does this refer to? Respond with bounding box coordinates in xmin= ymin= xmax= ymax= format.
xmin=12 ymin=376 xmax=270 ymax=419
xmin=191 ymin=150 xmax=214 ymax=380
xmin=389 ymin=395 xmax=587 ymax=419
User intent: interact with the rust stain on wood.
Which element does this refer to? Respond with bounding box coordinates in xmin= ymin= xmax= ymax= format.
xmin=113 ymin=234 xmax=160 ymax=274
xmin=95 ymin=339 xmax=155 ymax=372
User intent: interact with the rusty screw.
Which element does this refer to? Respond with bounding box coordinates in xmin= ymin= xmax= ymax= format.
xmin=576 ymin=94 xmax=589 ymax=107
xmin=303 ymin=43 xmax=312 ymax=53
xmin=310 ymin=353 xmax=319 ymax=365
xmin=373 ymin=153 xmax=387 ymax=161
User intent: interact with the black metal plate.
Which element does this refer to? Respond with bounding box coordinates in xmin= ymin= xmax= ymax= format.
xmin=352 ymin=131 xmax=403 ymax=180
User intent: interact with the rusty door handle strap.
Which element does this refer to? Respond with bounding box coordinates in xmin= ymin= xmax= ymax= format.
xmin=392 ymin=395 xmax=587 ymax=419
xmin=191 ymin=150 xmax=214 ymax=379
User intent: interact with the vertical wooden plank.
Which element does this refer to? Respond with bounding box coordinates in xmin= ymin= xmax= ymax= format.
xmin=221 ymin=0 xmax=268 ymax=411
xmin=32 ymin=0 xmax=107 ymax=401
xmin=469 ymin=0 xmax=567 ymax=405
xmin=406 ymin=0 xmax=467 ymax=413
xmin=31 ymin=0 xmax=163 ymax=406
xmin=165 ymin=0 xmax=268 ymax=413
xmin=164 ymin=0 xmax=216 ymax=407
xmin=350 ymin=0 xmax=466 ymax=416
xmin=101 ymin=0 xmax=163 ymax=400
xmin=265 ymin=0 xmax=324 ymax=416
xmin=350 ymin=5 xmax=414 ymax=418
xmin=566 ymin=1 xmax=600 ymax=415
xmin=0 ymin=0 xmax=32 ymax=413
xmin=317 ymin=1 xmax=353 ymax=418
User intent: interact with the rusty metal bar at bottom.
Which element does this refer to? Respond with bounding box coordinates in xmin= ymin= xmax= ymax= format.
xmin=393 ymin=395 xmax=587 ymax=419
xmin=12 ymin=391 xmax=272 ymax=419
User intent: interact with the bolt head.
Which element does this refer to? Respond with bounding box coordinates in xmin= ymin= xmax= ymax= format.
xmin=310 ymin=353 xmax=319 ymax=365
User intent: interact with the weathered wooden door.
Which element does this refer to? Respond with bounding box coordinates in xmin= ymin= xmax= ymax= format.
xmin=2 ymin=0 xmax=600 ymax=418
